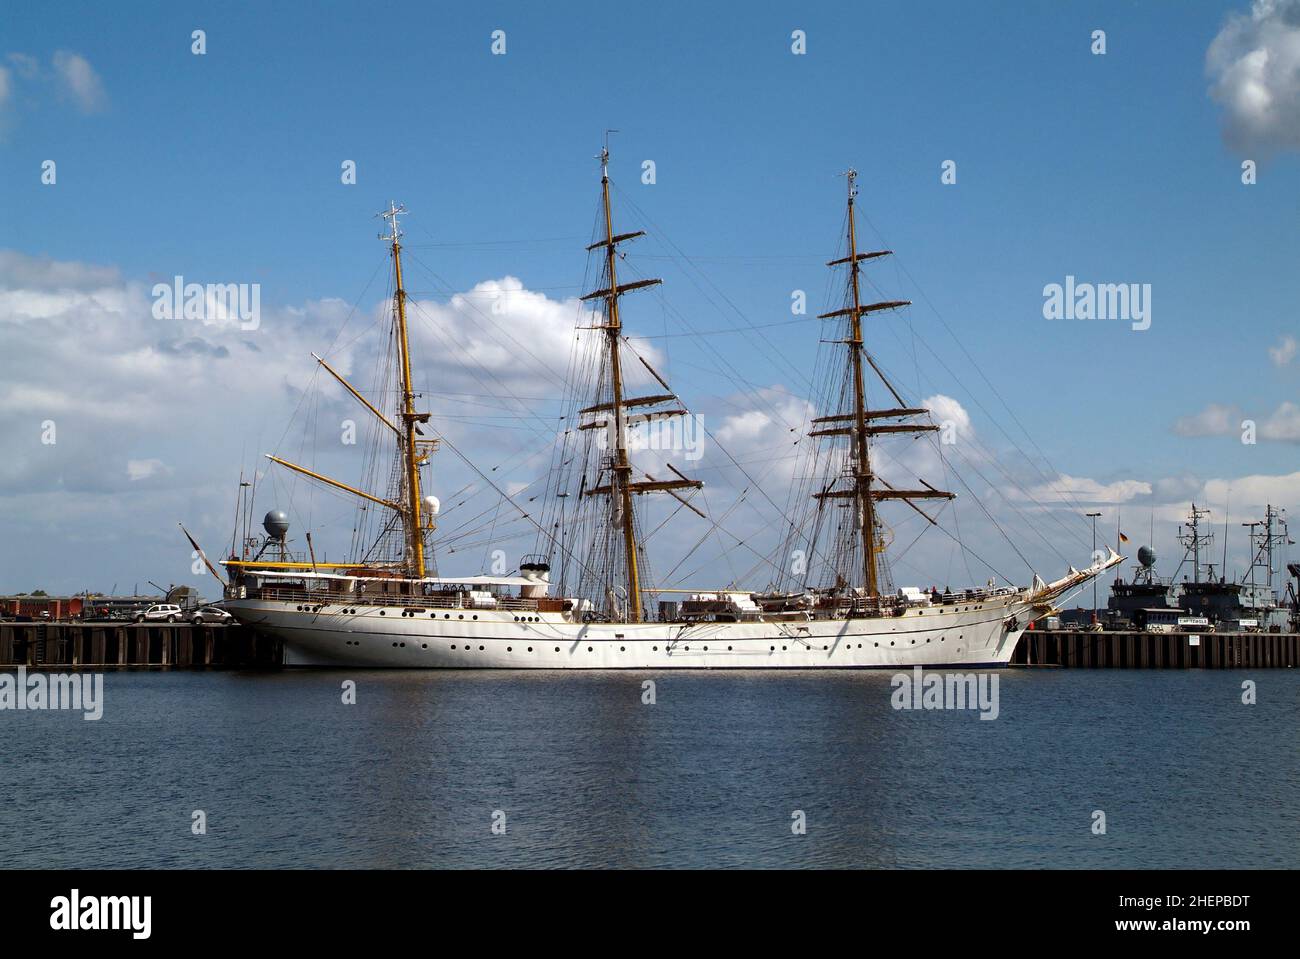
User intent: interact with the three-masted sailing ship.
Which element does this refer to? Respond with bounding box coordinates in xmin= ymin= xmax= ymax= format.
xmin=215 ymin=147 xmax=1121 ymax=667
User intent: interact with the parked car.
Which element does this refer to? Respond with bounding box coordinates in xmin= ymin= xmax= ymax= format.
xmin=189 ymin=606 xmax=233 ymax=626
xmin=134 ymin=604 xmax=183 ymax=623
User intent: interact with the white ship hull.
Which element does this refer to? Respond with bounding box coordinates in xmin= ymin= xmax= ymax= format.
xmin=225 ymin=592 xmax=1033 ymax=669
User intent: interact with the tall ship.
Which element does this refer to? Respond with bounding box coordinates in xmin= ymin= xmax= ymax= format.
xmin=210 ymin=149 xmax=1121 ymax=667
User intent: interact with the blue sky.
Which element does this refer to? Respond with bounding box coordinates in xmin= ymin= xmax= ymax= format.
xmin=1 ymin=0 xmax=1297 ymax=596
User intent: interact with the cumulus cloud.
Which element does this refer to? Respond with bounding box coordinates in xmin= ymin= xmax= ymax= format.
xmin=1207 ymin=0 xmax=1300 ymax=153
xmin=1260 ymin=400 xmax=1300 ymax=440
xmin=0 ymin=246 xmax=598 ymax=589
xmin=126 ymin=458 xmax=171 ymax=481
xmin=1172 ymin=399 xmax=1300 ymax=442
xmin=1269 ymin=333 xmax=1297 ymax=365
xmin=1027 ymin=473 xmax=1153 ymax=505
xmin=51 ymin=50 xmax=106 ymax=113
xmin=1173 ymin=402 xmax=1242 ymax=437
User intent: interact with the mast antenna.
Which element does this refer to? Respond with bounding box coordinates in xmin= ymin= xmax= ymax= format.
xmin=375 ymin=200 xmax=427 ymax=578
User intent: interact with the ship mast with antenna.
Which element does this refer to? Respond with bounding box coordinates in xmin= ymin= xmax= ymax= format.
xmin=577 ymin=139 xmax=701 ymax=622
xmin=253 ymin=202 xmax=436 ymax=578
xmin=811 ymin=169 xmax=953 ymax=598
xmin=378 ymin=201 xmax=431 ymax=578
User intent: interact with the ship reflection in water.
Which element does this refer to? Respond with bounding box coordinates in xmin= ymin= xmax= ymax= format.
xmin=2 ymin=669 xmax=1296 ymax=869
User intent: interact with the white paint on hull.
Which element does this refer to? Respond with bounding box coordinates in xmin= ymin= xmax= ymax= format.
xmin=225 ymin=594 xmax=1031 ymax=669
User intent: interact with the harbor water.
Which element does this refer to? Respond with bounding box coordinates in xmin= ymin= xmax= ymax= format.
xmin=2 ymin=669 xmax=1296 ymax=869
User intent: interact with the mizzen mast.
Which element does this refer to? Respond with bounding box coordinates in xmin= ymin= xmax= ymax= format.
xmin=813 ymin=169 xmax=953 ymax=598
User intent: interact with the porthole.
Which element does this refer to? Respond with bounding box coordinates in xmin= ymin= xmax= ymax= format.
xmin=391 ymin=642 xmax=397 ymax=647
xmin=400 ymin=642 xmax=406 ymax=647
xmin=422 ymin=643 xmax=428 ymax=649
xmin=479 ymin=646 xmax=484 ymax=651
xmin=770 ymin=646 xmax=775 ymax=651
xmin=379 ymin=611 xmax=385 ymax=616
xmin=528 ymin=647 xmax=533 ymax=652
xmin=458 ymin=614 xmax=464 ymax=620
xmin=890 ymin=641 xmax=895 ymax=646
xmin=874 ymin=642 xmax=879 ymax=647
xmin=451 ymin=645 xmax=457 ymax=650
xmin=728 ymin=646 xmax=733 ymax=651
xmin=554 ymin=647 xmax=560 ymax=652
xmin=588 ymin=646 xmax=593 ymax=652
xmin=473 ymin=615 xmax=478 ymax=620
xmin=703 ymin=646 xmax=708 ymax=651
xmin=620 ymin=646 xmax=626 ymax=652
xmin=507 ymin=646 xmax=512 ymax=652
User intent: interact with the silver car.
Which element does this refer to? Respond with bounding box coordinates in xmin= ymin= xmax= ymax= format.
xmin=189 ymin=606 xmax=233 ymax=626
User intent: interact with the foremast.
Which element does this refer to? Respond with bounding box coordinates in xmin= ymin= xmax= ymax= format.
xmin=578 ymin=143 xmax=701 ymax=622
xmin=812 ymin=169 xmax=954 ymax=599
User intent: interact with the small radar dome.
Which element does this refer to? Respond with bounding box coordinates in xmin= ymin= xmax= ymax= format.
xmin=263 ymin=509 xmax=290 ymax=540
xmin=1137 ymin=545 xmax=1156 ymax=568
xmin=424 ymin=495 xmax=441 ymax=516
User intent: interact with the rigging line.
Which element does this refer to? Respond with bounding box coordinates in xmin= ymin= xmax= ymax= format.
xmin=857 ymin=209 xmax=1096 ymax=525
xmin=401 ymin=249 xmax=573 ymax=392
xmin=862 ymin=334 xmax=1090 ymax=554
xmin=612 ymin=183 xmax=816 ymax=403
xmin=318 ymin=255 xmax=388 ymax=361
xmin=944 ymin=450 xmax=978 ymax=588
xmin=405 ymin=234 xmax=586 ymax=248
xmin=402 ymin=297 xmax=567 ymax=435
xmin=940 ymin=445 xmax=1032 ymax=582
xmin=423 ymin=425 xmax=606 ymax=585
xmin=633 ymin=316 xmax=822 ymax=338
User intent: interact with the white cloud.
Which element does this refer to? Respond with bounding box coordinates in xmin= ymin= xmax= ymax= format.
xmin=0 ymin=250 xmax=633 ymax=593
xmin=1260 ymin=400 xmax=1300 ymax=440
xmin=1027 ymin=473 xmax=1153 ymax=505
xmin=1173 ymin=399 xmax=1300 ymax=443
xmin=126 ymin=458 xmax=170 ymax=481
xmin=1173 ymin=402 xmax=1242 ymax=437
xmin=1207 ymin=0 xmax=1300 ymax=153
xmin=1269 ymin=333 xmax=1297 ymax=365
xmin=0 ymin=65 xmax=10 ymax=107
xmin=51 ymin=50 xmax=106 ymax=113
xmin=7 ymin=53 xmax=38 ymax=79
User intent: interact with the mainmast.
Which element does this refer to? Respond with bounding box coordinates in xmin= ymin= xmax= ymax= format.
xmin=578 ymin=142 xmax=701 ymax=622
xmin=380 ymin=201 xmax=430 ymax=578
xmin=811 ymin=169 xmax=953 ymax=598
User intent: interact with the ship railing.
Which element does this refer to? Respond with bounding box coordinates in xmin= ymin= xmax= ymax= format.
xmin=252 ymin=586 xmax=542 ymax=612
